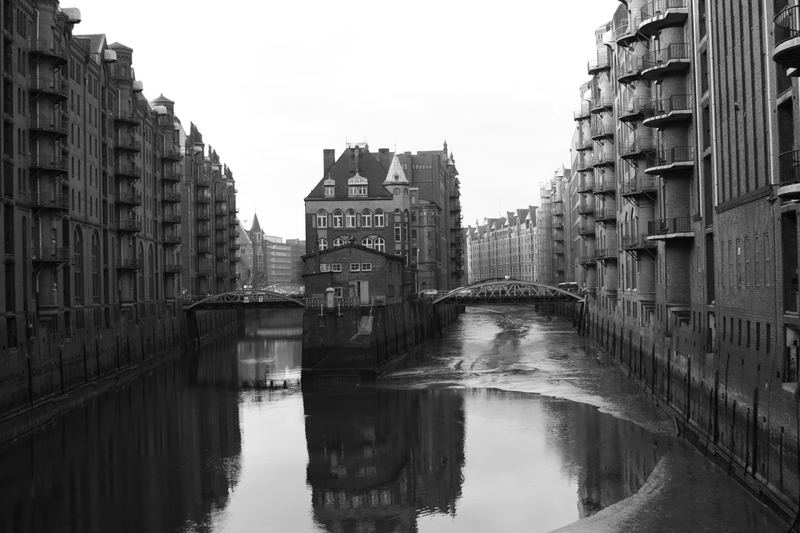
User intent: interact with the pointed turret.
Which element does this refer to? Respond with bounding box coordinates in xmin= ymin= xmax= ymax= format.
xmin=383 ymin=155 xmax=409 ymax=186
xmin=250 ymin=213 xmax=262 ymax=234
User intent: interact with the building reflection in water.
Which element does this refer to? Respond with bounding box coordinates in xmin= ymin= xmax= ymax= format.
xmin=238 ymin=309 xmax=303 ymax=387
xmin=304 ymin=387 xmax=466 ymax=532
xmin=0 ymin=337 xmax=243 ymax=533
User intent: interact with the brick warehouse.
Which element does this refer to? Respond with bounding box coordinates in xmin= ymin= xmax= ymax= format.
xmin=532 ymin=0 xmax=800 ymax=517
xmin=0 ymin=0 xmax=239 ymax=426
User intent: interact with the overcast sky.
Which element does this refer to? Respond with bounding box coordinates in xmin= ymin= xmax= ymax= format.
xmin=71 ymin=0 xmax=619 ymax=238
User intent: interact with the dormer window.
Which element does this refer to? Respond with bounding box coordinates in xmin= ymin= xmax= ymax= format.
xmin=348 ymin=174 xmax=368 ymax=197
xmin=323 ymin=178 xmax=335 ymax=198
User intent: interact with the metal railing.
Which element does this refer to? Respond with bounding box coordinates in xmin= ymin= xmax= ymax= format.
xmin=577 ymin=175 xmax=595 ymax=192
xmin=776 ymin=6 xmax=800 ymax=48
xmin=647 ymin=145 xmax=694 ymax=168
xmin=643 ymin=94 xmax=693 ymax=118
xmin=29 ymin=76 xmax=68 ymax=98
xmin=588 ymin=50 xmax=611 ymax=73
xmin=29 ymin=115 xmax=68 ymax=135
xmin=115 ymin=161 xmax=141 ymax=177
xmin=31 ymin=245 xmax=70 ymax=262
xmin=574 ymin=102 xmax=591 ymax=120
xmin=117 ymin=258 xmax=143 ymax=270
xmin=620 ymin=136 xmax=655 ymax=157
xmin=621 ymin=176 xmax=658 ymax=195
xmin=641 ymin=0 xmax=688 ymax=21
xmin=116 ymin=190 xmax=142 ymax=205
xmin=30 ymin=191 xmax=69 ymax=209
xmin=779 ymin=149 xmax=800 ymax=185
xmin=642 ymin=43 xmax=691 ymax=70
xmin=29 ymin=154 xmax=69 ymax=171
xmin=647 ymin=216 xmax=692 ymax=235
xmin=118 ymin=218 xmax=142 ymax=232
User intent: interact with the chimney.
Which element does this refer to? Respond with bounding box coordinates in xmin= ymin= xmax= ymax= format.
xmin=323 ymin=149 xmax=335 ymax=176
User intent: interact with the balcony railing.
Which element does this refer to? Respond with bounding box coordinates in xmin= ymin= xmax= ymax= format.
xmin=118 ymin=218 xmax=142 ymax=232
xmin=578 ymin=223 xmax=595 ymax=236
xmin=622 ymin=233 xmax=657 ymax=251
xmin=115 ymin=135 xmax=141 ymax=151
xmin=29 ymin=39 xmax=68 ymax=62
xmin=647 ymin=216 xmax=692 ymax=236
xmin=114 ymin=111 xmax=141 ymax=125
xmin=29 ymin=76 xmax=68 ymax=99
xmin=115 ymin=161 xmax=141 ymax=178
xmin=30 ymin=191 xmax=69 ymax=210
xmin=590 ymin=120 xmax=615 ymax=139
xmin=594 ymin=175 xmax=617 ymax=192
xmin=116 ymin=190 xmax=142 ymax=205
xmin=117 ymin=258 xmax=143 ymax=270
xmin=162 ymin=191 xmax=181 ymax=203
xmin=621 ymin=176 xmax=658 ymax=196
xmin=162 ymin=148 xmax=182 ymax=161
xmin=615 ymin=15 xmax=641 ymax=44
xmin=577 ymin=200 xmax=594 ymax=215
xmin=590 ymin=95 xmax=614 ymax=112
xmin=779 ymin=149 xmax=800 ymax=185
xmin=595 ymin=207 xmax=617 ymax=222
xmin=573 ymin=102 xmax=591 ymax=120
xmin=620 ymin=137 xmax=655 ymax=159
xmin=164 ymin=234 xmax=181 ymax=245
xmin=31 ymin=245 xmax=70 ymax=262
xmin=164 ymin=261 xmax=182 ymax=273
xmin=775 ymin=6 xmax=800 ymax=69
xmin=646 ymin=145 xmax=694 ymax=171
xmin=577 ymin=175 xmax=595 ymax=193
xmin=642 ymin=94 xmax=693 ymax=126
xmin=596 ymin=248 xmax=618 ymax=260
xmin=29 ymin=115 xmax=68 ymax=136
xmin=641 ymin=43 xmax=691 ymax=73
xmin=617 ymin=56 xmax=644 ymax=83
xmin=588 ymin=50 xmax=611 ymax=74
xmin=29 ymin=153 xmax=69 ymax=172
xmin=163 ymin=213 xmax=181 ymax=224
xmin=640 ymin=0 xmax=688 ymax=21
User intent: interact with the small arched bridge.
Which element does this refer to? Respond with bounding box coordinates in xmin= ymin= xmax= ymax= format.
xmin=432 ymin=279 xmax=584 ymax=305
xmin=184 ymin=289 xmax=305 ymax=311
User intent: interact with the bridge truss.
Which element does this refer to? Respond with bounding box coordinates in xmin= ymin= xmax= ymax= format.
xmin=184 ymin=289 xmax=305 ymax=311
xmin=432 ymin=279 xmax=584 ymax=305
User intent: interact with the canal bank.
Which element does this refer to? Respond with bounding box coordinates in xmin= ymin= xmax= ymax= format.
xmin=0 ymin=304 xmax=238 ymax=446
xmin=582 ymin=307 xmax=800 ymax=524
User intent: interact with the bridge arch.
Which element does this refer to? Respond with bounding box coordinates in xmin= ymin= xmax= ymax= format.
xmin=432 ymin=279 xmax=584 ymax=305
xmin=184 ymin=289 xmax=305 ymax=311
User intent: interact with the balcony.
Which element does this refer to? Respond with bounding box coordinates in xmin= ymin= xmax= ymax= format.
xmin=29 ymin=39 xmax=68 ymax=63
xmin=577 ymin=153 xmax=594 ymax=172
xmin=590 ymin=120 xmax=615 ymax=140
xmin=197 ymin=268 xmax=212 ymax=278
xmin=596 ymin=248 xmax=618 ymax=261
xmin=162 ymin=213 xmax=181 ymax=225
xmin=617 ymin=56 xmax=644 ymax=84
xmin=162 ymin=191 xmax=181 ymax=203
xmin=594 ymin=174 xmax=616 ymax=194
xmin=115 ymin=161 xmax=141 ymax=179
xmin=619 ymin=137 xmax=655 ymax=160
xmin=621 ymin=176 xmax=658 ymax=203
xmin=198 ymin=242 xmax=211 ymax=254
xmin=639 ymin=0 xmax=689 ymax=36
xmin=579 ymin=254 xmax=597 ymax=267
xmin=197 ymin=191 xmax=211 ymax=204
xmin=615 ymin=16 xmax=641 ymax=46
xmin=118 ymin=218 xmax=142 ymax=233
xmin=30 ymin=191 xmax=69 ymax=211
xmin=641 ymin=43 xmax=691 ymax=79
xmin=164 ymin=233 xmax=181 ymax=246
xmin=573 ymin=102 xmax=591 ymax=121
xmin=197 ymin=226 xmax=211 ymax=237
xmin=114 ymin=111 xmax=141 ymax=126
xmin=117 ymin=258 xmax=143 ymax=271
xmin=588 ymin=50 xmax=611 ymax=74
xmin=590 ymin=95 xmax=614 ymax=113
xmin=31 ymin=245 xmax=70 ymax=263
xmin=162 ymin=148 xmax=182 ymax=161
xmin=576 ymin=135 xmax=593 ymax=152
xmin=594 ymin=207 xmax=617 ymax=223
xmin=646 ymin=216 xmax=693 ymax=239
xmin=115 ymin=135 xmax=141 ymax=152
xmin=197 ymin=209 xmax=211 ymax=221
xmin=116 ymin=190 xmax=142 ymax=206
xmin=164 ymin=261 xmax=182 ymax=274
xmin=577 ymin=175 xmax=595 ymax=193
xmin=644 ymin=145 xmax=694 ymax=174
xmin=777 ymin=149 xmax=800 ymax=199
xmin=618 ymin=96 xmax=650 ymax=122
xmin=229 ymin=217 xmax=240 ymax=227
xmin=29 ymin=153 xmax=69 ymax=172
xmin=775 ymin=6 xmax=800 ymax=69
xmin=196 ymin=175 xmax=211 ymax=188
xmin=578 ymin=222 xmax=596 ymax=237
xmin=29 ymin=115 xmax=68 ymax=136
xmin=29 ymin=76 xmax=68 ymax=100
xmin=593 ymin=149 xmax=615 ymax=168
xmin=577 ymin=200 xmax=595 ymax=215
xmin=162 ymin=168 xmax=181 ymax=182
xmin=621 ymin=233 xmax=657 ymax=258
xmin=642 ymin=94 xmax=693 ymax=128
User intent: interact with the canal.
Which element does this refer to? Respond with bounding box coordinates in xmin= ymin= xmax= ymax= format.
xmin=0 ymin=307 xmax=789 ymax=532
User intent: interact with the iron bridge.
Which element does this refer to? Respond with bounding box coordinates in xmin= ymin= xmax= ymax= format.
xmin=184 ymin=289 xmax=305 ymax=311
xmin=432 ymin=279 xmax=584 ymax=305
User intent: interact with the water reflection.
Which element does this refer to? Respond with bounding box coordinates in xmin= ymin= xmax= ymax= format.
xmin=303 ymin=387 xmax=462 ymax=532
xmin=0 ymin=339 xmax=242 ymax=533
xmin=238 ymin=309 xmax=302 ymax=387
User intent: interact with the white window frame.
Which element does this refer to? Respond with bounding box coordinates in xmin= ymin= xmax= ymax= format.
xmin=332 ymin=211 xmax=343 ymax=228
xmin=318 ymin=238 xmax=327 ymax=250
xmin=362 ymin=237 xmax=373 ymax=249
xmin=316 ymin=211 xmax=328 ymax=228
xmin=374 ymin=210 xmax=384 ymax=228
xmin=361 ymin=263 xmax=372 ymax=272
xmin=362 ymin=210 xmax=372 ymax=227
xmin=374 ymin=237 xmax=385 ymax=253
xmin=345 ymin=210 xmax=356 ymax=228
xmin=320 ymin=263 xmax=331 ymax=272
xmin=350 ymin=263 xmax=360 ymax=272
xmin=333 ymin=287 xmax=343 ymax=297
xmin=331 ymin=263 xmax=342 ymax=272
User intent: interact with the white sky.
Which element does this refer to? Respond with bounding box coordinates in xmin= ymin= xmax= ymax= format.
xmin=71 ymin=0 xmax=619 ymax=238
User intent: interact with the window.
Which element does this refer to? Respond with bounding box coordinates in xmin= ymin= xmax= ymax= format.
xmin=362 ymin=210 xmax=372 ymax=227
xmin=320 ymin=263 xmax=331 ymax=272
xmin=350 ymin=263 xmax=360 ymax=272
xmin=374 ymin=210 xmax=384 ymax=227
xmin=394 ymin=220 xmax=402 ymax=242
xmin=333 ymin=237 xmax=345 ymax=247
xmin=346 ymin=209 xmax=356 ymax=228
xmin=323 ymin=178 xmax=335 ymax=198
xmin=332 ymin=210 xmax=343 ymax=228
xmin=318 ymin=238 xmax=327 ymax=250
xmin=334 ymin=287 xmax=343 ymax=297
xmin=331 ymin=263 xmax=342 ymax=272
xmin=362 ymin=237 xmax=373 ymax=249
xmin=348 ymin=175 xmax=368 ymax=197
xmin=316 ymin=210 xmax=328 ymax=228
xmin=374 ymin=237 xmax=385 ymax=253
xmin=361 ymin=263 xmax=372 ymax=272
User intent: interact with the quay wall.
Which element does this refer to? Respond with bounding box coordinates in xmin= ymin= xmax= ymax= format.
xmin=302 ymin=301 xmax=463 ymax=381
xmin=583 ymin=307 xmax=800 ymax=521
xmin=0 ymin=306 xmax=237 ymax=446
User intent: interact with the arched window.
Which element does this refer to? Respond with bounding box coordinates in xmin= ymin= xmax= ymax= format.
xmin=333 ymin=236 xmax=349 ymax=247
xmin=348 ymin=174 xmax=368 ymax=197
xmin=91 ymin=233 xmax=100 ymax=303
xmin=345 ymin=209 xmax=356 ymax=228
xmin=374 ymin=237 xmax=385 ymax=253
xmin=73 ymin=227 xmax=84 ymax=305
xmin=374 ymin=209 xmax=384 ymax=228
xmin=316 ymin=210 xmax=328 ymax=228
xmin=362 ymin=209 xmax=372 ymax=228
xmin=323 ymin=178 xmax=335 ymax=198
xmin=361 ymin=237 xmax=373 ymax=249
xmin=332 ymin=210 xmax=343 ymax=228
xmin=319 ymin=238 xmax=328 ymax=251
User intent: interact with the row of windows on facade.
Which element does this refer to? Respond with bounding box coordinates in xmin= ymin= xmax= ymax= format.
xmin=319 ymin=262 xmax=373 ymax=273
xmin=315 ymin=209 xmax=410 ymax=229
xmin=318 ymin=236 xmax=387 ymax=252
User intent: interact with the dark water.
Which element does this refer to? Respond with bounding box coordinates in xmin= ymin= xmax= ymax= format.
xmin=0 ymin=308 xmax=787 ymax=532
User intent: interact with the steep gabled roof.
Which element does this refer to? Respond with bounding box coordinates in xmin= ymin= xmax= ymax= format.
xmin=250 ymin=213 xmax=262 ymax=234
xmin=305 ymin=145 xmax=393 ymax=200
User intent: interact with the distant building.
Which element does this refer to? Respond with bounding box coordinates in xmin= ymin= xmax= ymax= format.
xmin=464 ymin=207 xmax=537 ymax=283
xmin=237 ymin=214 xmax=304 ymax=287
